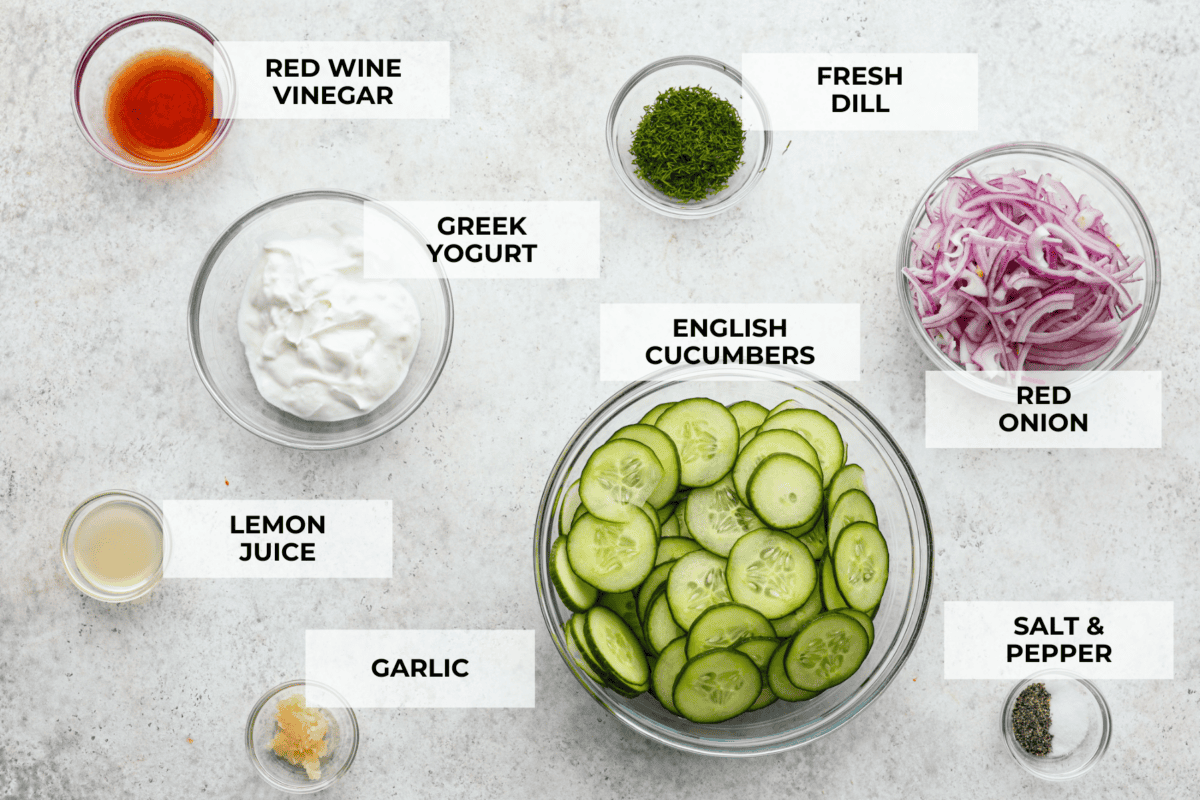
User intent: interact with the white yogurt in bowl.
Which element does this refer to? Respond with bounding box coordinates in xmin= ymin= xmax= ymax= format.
xmin=237 ymin=233 xmax=421 ymax=421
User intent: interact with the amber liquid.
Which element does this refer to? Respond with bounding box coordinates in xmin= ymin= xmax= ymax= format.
xmin=105 ymin=49 xmax=218 ymax=164
xmin=73 ymin=502 xmax=163 ymax=590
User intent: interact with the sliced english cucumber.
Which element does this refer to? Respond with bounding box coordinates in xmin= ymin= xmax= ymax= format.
xmin=686 ymin=602 xmax=775 ymax=659
xmin=672 ymin=648 xmax=762 ymax=724
xmin=559 ymin=479 xmax=582 ymax=537
xmin=726 ymin=529 xmax=818 ymax=619
xmin=820 ymin=556 xmax=849 ymax=611
xmin=685 ymin=474 xmax=766 ymax=557
xmin=580 ymin=439 xmax=664 ymax=522
xmin=767 ymin=638 xmax=820 ymax=701
xmin=585 ymin=606 xmax=650 ymax=692
xmin=734 ymin=636 xmax=779 ymax=672
xmin=612 ymin=424 xmax=681 ymax=509
xmin=832 ymin=521 xmax=889 ymax=612
xmin=644 ymin=586 xmax=685 ymax=655
xmin=732 ymin=428 xmax=822 ymax=507
xmin=639 ymin=401 xmax=675 ymax=426
xmin=770 ymin=583 xmax=823 ymax=638
xmin=748 ymin=683 xmax=778 ymax=711
xmin=666 ymin=550 xmax=732 ymax=630
xmin=760 ymin=408 xmax=845 ymax=488
xmin=636 ymin=561 xmax=677 ymax=624
xmin=840 ymin=608 xmax=875 ymax=647
xmin=655 ymin=398 xmax=739 ymax=488
xmin=784 ymin=612 xmax=870 ymax=692
xmin=566 ymin=510 xmax=657 ymax=593
xmin=550 ymin=536 xmax=598 ymax=613
xmin=828 ymin=488 xmax=878 ymax=553
xmin=791 ymin=513 xmax=828 ymax=561
xmin=651 ymin=636 xmax=688 ymax=714
xmin=727 ymin=400 xmax=768 ymax=436
xmin=747 ymin=453 xmax=823 ymax=530
xmin=655 ymin=537 xmax=702 ymax=565
xmin=827 ymin=463 xmax=867 ymax=516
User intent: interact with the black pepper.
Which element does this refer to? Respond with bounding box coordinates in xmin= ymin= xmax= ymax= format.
xmin=1012 ymin=682 xmax=1053 ymax=756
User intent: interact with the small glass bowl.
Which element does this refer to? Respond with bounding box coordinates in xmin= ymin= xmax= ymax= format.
xmin=606 ymin=55 xmax=772 ymax=218
xmin=1002 ymin=669 xmax=1112 ymax=781
xmin=188 ymin=189 xmax=454 ymax=450
xmin=72 ymin=12 xmax=236 ymax=174
xmin=245 ymin=680 xmax=359 ymax=794
xmin=896 ymin=142 xmax=1160 ymax=400
xmin=534 ymin=363 xmax=933 ymax=756
xmin=60 ymin=490 xmax=169 ymax=603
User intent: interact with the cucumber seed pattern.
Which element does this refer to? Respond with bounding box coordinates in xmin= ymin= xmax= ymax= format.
xmin=595 ymin=455 xmax=654 ymax=506
xmin=594 ymin=524 xmax=638 ymax=574
xmin=700 ymin=624 xmax=754 ymax=651
xmin=710 ymin=483 xmax=762 ymax=537
xmin=605 ymin=627 xmax=636 ymax=671
xmin=697 ymin=669 xmax=747 ymax=705
xmin=795 ymin=629 xmax=852 ymax=681
xmin=686 ymin=566 xmax=731 ymax=612
xmin=843 ymin=538 xmax=877 ymax=587
xmin=678 ymin=420 xmax=719 ymax=465
xmin=745 ymin=545 xmax=795 ymax=600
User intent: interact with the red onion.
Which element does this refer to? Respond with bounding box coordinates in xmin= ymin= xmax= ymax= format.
xmin=906 ymin=169 xmax=1142 ymax=375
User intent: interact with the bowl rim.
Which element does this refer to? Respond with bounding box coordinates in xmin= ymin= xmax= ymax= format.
xmin=533 ymin=363 xmax=934 ymax=756
xmin=1001 ymin=668 xmax=1112 ymax=781
xmin=245 ymin=678 xmax=360 ymax=794
xmin=605 ymin=54 xmax=773 ymax=219
xmin=72 ymin=10 xmax=237 ymax=175
xmin=187 ymin=188 xmax=455 ymax=450
xmin=59 ymin=489 xmax=169 ymax=603
xmin=894 ymin=140 xmax=1161 ymax=401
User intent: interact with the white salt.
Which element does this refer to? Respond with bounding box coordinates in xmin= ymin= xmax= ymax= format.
xmin=1046 ymin=680 xmax=1092 ymax=755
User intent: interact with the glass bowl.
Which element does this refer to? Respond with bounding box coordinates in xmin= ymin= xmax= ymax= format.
xmin=73 ymin=12 xmax=236 ymax=174
xmin=188 ymin=189 xmax=454 ymax=450
xmin=245 ymin=680 xmax=359 ymax=794
xmin=60 ymin=489 xmax=169 ymax=603
xmin=896 ymin=142 xmax=1160 ymax=400
xmin=533 ymin=363 xmax=933 ymax=756
xmin=1002 ymin=669 xmax=1112 ymax=781
xmin=606 ymin=55 xmax=772 ymax=219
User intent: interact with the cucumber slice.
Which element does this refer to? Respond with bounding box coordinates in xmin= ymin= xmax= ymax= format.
xmin=685 ymin=474 xmax=766 ymax=557
xmin=764 ymin=399 xmax=800 ymax=420
xmin=820 ymin=556 xmax=849 ymax=611
xmin=827 ymin=463 xmax=867 ymax=516
xmin=784 ymin=612 xmax=870 ymax=692
xmin=558 ymin=479 xmax=582 ymax=537
xmin=636 ymin=561 xmax=677 ymax=625
xmin=760 ymin=408 xmax=845 ymax=488
xmin=639 ymin=401 xmax=675 ymax=426
xmin=572 ymin=502 xmax=588 ymax=526
xmin=550 ymin=536 xmax=599 ymax=613
xmin=644 ymin=586 xmax=685 ymax=655
xmin=770 ymin=584 xmax=823 ymax=638
xmin=747 ymin=453 xmax=823 ymax=530
xmin=828 ymin=489 xmax=878 ymax=553
xmin=832 ymin=521 xmax=889 ymax=612
xmin=566 ymin=510 xmax=658 ymax=593
xmin=656 ymin=537 xmax=702 ymax=565
xmin=726 ymin=529 xmax=818 ymax=619
xmin=727 ymin=400 xmax=768 ymax=436
xmin=674 ymin=497 xmax=693 ymax=539
xmin=748 ymin=683 xmax=778 ymax=711
xmin=672 ymin=649 xmax=762 ymax=723
xmin=651 ymin=637 xmax=688 ymax=714
xmin=659 ymin=512 xmax=681 ymax=539
xmin=840 ymin=608 xmax=875 ymax=647
xmin=737 ymin=427 xmax=759 ymax=452
xmin=656 ymin=503 xmax=676 ymax=525
xmin=732 ymin=428 xmax=822 ymax=506
xmin=655 ymin=398 xmax=740 ymax=488
xmin=580 ymin=439 xmax=665 ymax=523
xmin=666 ymin=550 xmax=732 ymax=629
xmin=598 ymin=591 xmax=647 ymax=650
xmin=686 ymin=603 xmax=775 ymax=659
xmin=612 ymin=424 xmax=682 ymax=509
xmin=767 ymin=639 xmax=820 ymax=701
xmin=568 ymin=613 xmax=609 ymax=683
xmin=791 ymin=513 xmax=828 ymax=561
xmin=584 ymin=606 xmax=650 ymax=692
xmin=734 ymin=637 xmax=779 ymax=672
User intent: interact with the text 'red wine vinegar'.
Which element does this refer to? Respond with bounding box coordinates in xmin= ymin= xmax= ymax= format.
xmin=105 ymin=49 xmax=218 ymax=164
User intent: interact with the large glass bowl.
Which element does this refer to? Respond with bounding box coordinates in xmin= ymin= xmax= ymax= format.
xmin=606 ymin=55 xmax=772 ymax=219
xmin=188 ymin=190 xmax=454 ymax=449
xmin=896 ymin=142 xmax=1160 ymax=400
xmin=533 ymin=364 xmax=933 ymax=756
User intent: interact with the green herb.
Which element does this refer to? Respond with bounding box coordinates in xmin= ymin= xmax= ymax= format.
xmin=629 ymin=86 xmax=746 ymax=203
xmin=1012 ymin=682 xmax=1053 ymax=756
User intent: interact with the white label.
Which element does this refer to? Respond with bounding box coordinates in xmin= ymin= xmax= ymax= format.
xmin=925 ymin=371 xmax=1162 ymax=448
xmin=741 ymin=53 xmax=977 ymax=131
xmin=162 ymin=500 xmax=392 ymax=578
xmin=944 ymin=601 xmax=1173 ymax=680
xmin=364 ymin=201 xmax=600 ymax=280
xmin=305 ymin=630 xmax=536 ymax=708
xmin=219 ymin=42 xmax=449 ymax=119
xmin=599 ymin=304 xmax=859 ymax=382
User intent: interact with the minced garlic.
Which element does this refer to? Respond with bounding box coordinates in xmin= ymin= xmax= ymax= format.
xmin=270 ymin=694 xmax=329 ymax=780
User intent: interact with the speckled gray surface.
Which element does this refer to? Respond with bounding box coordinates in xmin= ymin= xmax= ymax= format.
xmin=2 ymin=0 xmax=1198 ymax=797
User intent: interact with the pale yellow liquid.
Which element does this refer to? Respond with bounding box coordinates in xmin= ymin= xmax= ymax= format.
xmin=73 ymin=502 xmax=162 ymax=590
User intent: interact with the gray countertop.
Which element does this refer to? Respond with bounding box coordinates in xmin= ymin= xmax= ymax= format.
xmin=2 ymin=0 xmax=1197 ymax=797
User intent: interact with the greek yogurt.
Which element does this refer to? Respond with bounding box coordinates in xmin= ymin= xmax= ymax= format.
xmin=237 ymin=233 xmax=421 ymax=421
